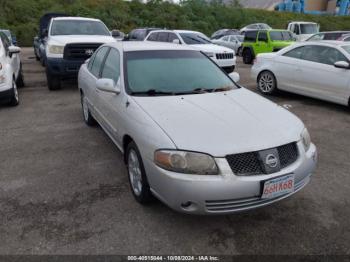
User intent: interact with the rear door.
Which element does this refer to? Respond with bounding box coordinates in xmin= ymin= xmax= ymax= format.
xmin=272 ymin=46 xmax=305 ymax=91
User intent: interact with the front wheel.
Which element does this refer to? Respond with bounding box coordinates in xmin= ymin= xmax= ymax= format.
xmin=16 ymin=63 xmax=25 ymax=88
xmin=237 ymin=47 xmax=242 ymax=57
xmin=257 ymin=71 xmax=277 ymax=95
xmin=243 ymin=49 xmax=253 ymax=64
xmin=126 ymin=141 xmax=153 ymax=204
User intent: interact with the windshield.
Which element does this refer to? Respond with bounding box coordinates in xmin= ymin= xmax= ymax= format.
xmin=180 ymin=33 xmax=211 ymax=45
xmin=300 ymin=24 xmax=318 ymax=34
xmin=125 ymin=50 xmax=236 ymax=96
xmin=270 ymin=31 xmax=294 ymax=41
xmin=341 ymin=45 xmax=350 ymax=55
xmin=50 ymin=20 xmax=110 ymax=36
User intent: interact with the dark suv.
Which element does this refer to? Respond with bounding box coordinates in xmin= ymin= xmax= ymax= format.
xmin=126 ymin=28 xmax=161 ymax=41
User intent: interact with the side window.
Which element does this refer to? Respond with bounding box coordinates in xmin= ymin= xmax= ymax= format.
xmin=168 ymin=33 xmax=179 ymax=43
xmin=157 ymin=32 xmax=168 ymax=42
xmin=0 ymin=34 xmax=9 ymax=55
xmin=129 ymin=30 xmax=137 ymax=40
xmin=258 ymin=32 xmax=268 ymax=42
xmin=317 ymin=46 xmax=348 ymax=65
xmin=222 ymin=36 xmax=229 ymax=41
xmin=90 ymin=47 xmax=109 ymax=78
xmin=101 ymin=48 xmax=120 ymax=83
xmin=294 ymin=25 xmax=300 ymax=35
xmin=148 ymin=32 xmax=158 ymax=41
xmin=283 ymin=46 xmax=305 ymax=59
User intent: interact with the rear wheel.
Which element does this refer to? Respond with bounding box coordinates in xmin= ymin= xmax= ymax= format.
xmin=81 ymin=92 xmax=96 ymax=126
xmin=243 ymin=48 xmax=253 ymax=64
xmin=16 ymin=63 xmax=25 ymax=88
xmin=257 ymin=71 xmax=277 ymax=95
xmin=237 ymin=47 xmax=242 ymax=57
xmin=8 ymin=78 xmax=19 ymax=106
xmin=126 ymin=141 xmax=153 ymax=204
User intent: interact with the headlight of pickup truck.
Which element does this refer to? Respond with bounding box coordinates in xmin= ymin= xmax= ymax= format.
xmin=48 ymin=45 xmax=64 ymax=55
xmin=154 ymin=150 xmax=219 ymax=175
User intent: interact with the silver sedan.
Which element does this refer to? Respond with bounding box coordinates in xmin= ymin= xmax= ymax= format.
xmin=78 ymin=42 xmax=317 ymax=214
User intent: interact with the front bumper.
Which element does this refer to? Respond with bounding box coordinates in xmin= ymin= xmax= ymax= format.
xmin=46 ymin=57 xmax=85 ymax=79
xmin=0 ymin=87 xmax=13 ymax=103
xmin=145 ymin=142 xmax=317 ymax=215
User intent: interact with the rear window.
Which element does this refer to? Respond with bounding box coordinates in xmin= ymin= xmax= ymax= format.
xmin=270 ymin=31 xmax=294 ymax=41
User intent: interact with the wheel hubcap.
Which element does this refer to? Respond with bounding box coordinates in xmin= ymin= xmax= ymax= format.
xmin=82 ymin=96 xmax=89 ymax=121
xmin=259 ymin=73 xmax=274 ymax=92
xmin=128 ymin=150 xmax=142 ymax=196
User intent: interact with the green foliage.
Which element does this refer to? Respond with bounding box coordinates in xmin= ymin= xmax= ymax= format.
xmin=1 ymin=0 xmax=350 ymax=46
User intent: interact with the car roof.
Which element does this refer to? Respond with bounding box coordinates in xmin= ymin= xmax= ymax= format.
xmin=294 ymin=40 xmax=350 ymax=47
xmin=174 ymin=30 xmax=201 ymax=34
xmin=106 ymin=41 xmax=198 ymax=52
xmin=290 ymin=21 xmax=318 ymax=24
xmin=52 ymin=17 xmax=101 ymax=21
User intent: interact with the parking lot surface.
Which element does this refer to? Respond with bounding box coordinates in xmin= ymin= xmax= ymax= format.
xmin=0 ymin=48 xmax=349 ymax=255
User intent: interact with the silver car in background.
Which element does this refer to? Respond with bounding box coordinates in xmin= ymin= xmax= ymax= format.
xmin=212 ymin=34 xmax=244 ymax=56
xmin=78 ymin=42 xmax=317 ymax=214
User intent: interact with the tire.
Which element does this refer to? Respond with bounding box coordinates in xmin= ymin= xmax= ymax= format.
xmin=16 ymin=63 xmax=25 ymax=88
xmin=81 ymin=92 xmax=96 ymax=126
xmin=243 ymin=48 xmax=253 ymax=64
xmin=46 ymin=68 xmax=61 ymax=90
xmin=237 ymin=47 xmax=242 ymax=57
xmin=257 ymin=71 xmax=277 ymax=95
xmin=126 ymin=141 xmax=153 ymax=204
xmin=8 ymin=78 xmax=19 ymax=107
xmin=34 ymin=49 xmax=40 ymax=61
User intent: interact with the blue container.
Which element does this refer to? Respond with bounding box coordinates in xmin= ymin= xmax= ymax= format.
xmin=293 ymin=2 xmax=302 ymax=13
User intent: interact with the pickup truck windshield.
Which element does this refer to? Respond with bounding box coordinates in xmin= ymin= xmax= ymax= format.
xmin=270 ymin=31 xmax=293 ymax=41
xmin=300 ymin=24 xmax=318 ymax=34
xmin=51 ymin=20 xmax=110 ymax=36
xmin=125 ymin=50 xmax=236 ymax=96
xmin=180 ymin=33 xmax=211 ymax=45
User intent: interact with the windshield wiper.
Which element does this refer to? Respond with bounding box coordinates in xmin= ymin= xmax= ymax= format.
xmin=130 ymin=89 xmax=175 ymax=96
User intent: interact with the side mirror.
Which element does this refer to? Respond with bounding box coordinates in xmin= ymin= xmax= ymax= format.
xmin=96 ymin=78 xmax=121 ymax=94
xmin=334 ymin=61 xmax=350 ymax=69
xmin=42 ymin=28 xmax=48 ymax=37
xmin=111 ymin=30 xmax=121 ymax=38
xmin=9 ymin=46 xmax=21 ymax=55
xmin=229 ymin=72 xmax=240 ymax=82
xmin=172 ymin=39 xmax=180 ymax=44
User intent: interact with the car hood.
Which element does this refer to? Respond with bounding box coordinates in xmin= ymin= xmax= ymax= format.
xmin=190 ymin=44 xmax=233 ymax=53
xmin=132 ymin=88 xmax=304 ymax=157
xmin=48 ymin=35 xmax=115 ymax=45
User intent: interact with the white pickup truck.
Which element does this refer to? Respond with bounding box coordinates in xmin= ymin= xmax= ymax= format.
xmin=44 ymin=17 xmax=115 ymax=90
xmin=287 ymin=21 xmax=320 ymax=41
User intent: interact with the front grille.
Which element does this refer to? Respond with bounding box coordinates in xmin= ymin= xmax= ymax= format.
xmin=225 ymin=143 xmax=299 ymax=176
xmin=216 ymin=53 xmax=234 ymax=60
xmin=63 ymin=43 xmax=103 ymax=60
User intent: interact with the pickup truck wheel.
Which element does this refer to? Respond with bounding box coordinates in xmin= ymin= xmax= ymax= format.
xmin=8 ymin=79 xmax=19 ymax=107
xmin=16 ymin=63 xmax=25 ymax=88
xmin=126 ymin=141 xmax=153 ymax=204
xmin=46 ymin=68 xmax=61 ymax=90
xmin=243 ymin=49 xmax=253 ymax=64
xmin=257 ymin=71 xmax=277 ymax=95
xmin=81 ymin=92 xmax=96 ymax=126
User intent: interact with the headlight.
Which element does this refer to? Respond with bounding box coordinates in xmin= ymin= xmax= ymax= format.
xmin=154 ymin=150 xmax=219 ymax=175
xmin=301 ymin=128 xmax=311 ymax=152
xmin=204 ymin=52 xmax=215 ymax=58
xmin=48 ymin=45 xmax=64 ymax=54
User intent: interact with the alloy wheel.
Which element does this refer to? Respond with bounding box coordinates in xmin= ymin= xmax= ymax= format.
xmin=258 ymin=72 xmax=274 ymax=93
xmin=128 ymin=149 xmax=143 ymax=196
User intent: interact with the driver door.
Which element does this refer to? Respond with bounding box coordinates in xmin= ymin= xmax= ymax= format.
xmin=255 ymin=31 xmax=269 ymax=54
